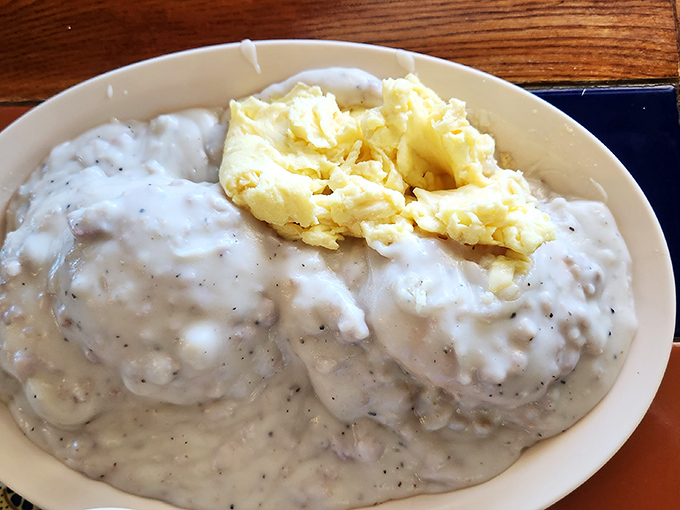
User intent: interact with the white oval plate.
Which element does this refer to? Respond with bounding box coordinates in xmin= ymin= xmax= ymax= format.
xmin=0 ymin=40 xmax=675 ymax=510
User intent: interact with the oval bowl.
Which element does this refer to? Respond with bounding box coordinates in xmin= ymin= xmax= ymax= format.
xmin=0 ymin=40 xmax=675 ymax=510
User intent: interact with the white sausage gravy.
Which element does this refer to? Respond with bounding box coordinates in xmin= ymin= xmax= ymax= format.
xmin=0 ymin=69 xmax=637 ymax=510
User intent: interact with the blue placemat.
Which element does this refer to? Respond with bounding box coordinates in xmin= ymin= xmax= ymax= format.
xmin=534 ymin=86 xmax=680 ymax=338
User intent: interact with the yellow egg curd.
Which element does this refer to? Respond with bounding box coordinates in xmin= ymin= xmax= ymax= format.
xmin=219 ymin=74 xmax=555 ymax=290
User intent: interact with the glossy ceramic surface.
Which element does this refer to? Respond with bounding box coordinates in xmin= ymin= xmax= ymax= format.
xmin=0 ymin=40 xmax=674 ymax=510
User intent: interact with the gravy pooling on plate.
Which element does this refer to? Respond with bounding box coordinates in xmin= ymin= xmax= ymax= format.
xmin=0 ymin=69 xmax=637 ymax=510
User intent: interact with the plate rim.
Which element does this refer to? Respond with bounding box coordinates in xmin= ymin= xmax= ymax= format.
xmin=0 ymin=39 xmax=675 ymax=510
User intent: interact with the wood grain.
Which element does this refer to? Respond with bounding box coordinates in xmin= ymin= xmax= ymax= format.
xmin=1 ymin=0 xmax=678 ymax=102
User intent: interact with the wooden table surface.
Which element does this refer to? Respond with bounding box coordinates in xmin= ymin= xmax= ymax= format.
xmin=1 ymin=0 xmax=679 ymax=509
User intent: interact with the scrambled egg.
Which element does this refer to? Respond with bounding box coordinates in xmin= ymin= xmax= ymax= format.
xmin=219 ymin=74 xmax=555 ymax=290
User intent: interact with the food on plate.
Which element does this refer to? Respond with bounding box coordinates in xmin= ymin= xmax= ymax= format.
xmin=0 ymin=68 xmax=637 ymax=510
